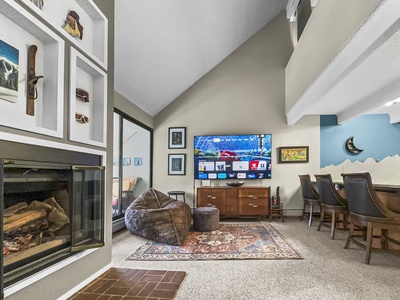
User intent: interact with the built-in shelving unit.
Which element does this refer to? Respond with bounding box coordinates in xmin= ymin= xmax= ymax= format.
xmin=0 ymin=0 xmax=65 ymax=137
xmin=18 ymin=0 xmax=108 ymax=69
xmin=69 ymin=48 xmax=107 ymax=147
xmin=0 ymin=0 xmax=108 ymax=147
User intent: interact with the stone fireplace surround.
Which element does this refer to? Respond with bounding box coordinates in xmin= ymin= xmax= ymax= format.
xmin=0 ymin=137 xmax=106 ymax=298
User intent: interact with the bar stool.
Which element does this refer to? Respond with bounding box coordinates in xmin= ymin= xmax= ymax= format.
xmin=299 ymin=174 xmax=321 ymax=226
xmin=168 ymin=191 xmax=186 ymax=203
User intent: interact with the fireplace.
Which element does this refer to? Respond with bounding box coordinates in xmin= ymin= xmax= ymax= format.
xmin=0 ymin=141 xmax=105 ymax=294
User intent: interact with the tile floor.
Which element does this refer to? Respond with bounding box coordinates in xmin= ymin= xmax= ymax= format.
xmin=67 ymin=267 xmax=186 ymax=300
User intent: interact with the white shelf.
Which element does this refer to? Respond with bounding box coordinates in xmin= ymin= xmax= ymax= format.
xmin=69 ymin=48 xmax=107 ymax=147
xmin=18 ymin=0 xmax=108 ymax=70
xmin=0 ymin=0 xmax=65 ymax=138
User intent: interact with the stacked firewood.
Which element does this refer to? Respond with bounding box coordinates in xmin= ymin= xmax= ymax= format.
xmin=3 ymin=197 xmax=70 ymax=255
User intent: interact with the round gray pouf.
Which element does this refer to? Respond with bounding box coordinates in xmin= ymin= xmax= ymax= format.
xmin=194 ymin=207 xmax=220 ymax=232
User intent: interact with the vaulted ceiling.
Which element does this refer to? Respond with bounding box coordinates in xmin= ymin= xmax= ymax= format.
xmin=114 ymin=0 xmax=398 ymax=123
xmin=114 ymin=0 xmax=289 ymax=116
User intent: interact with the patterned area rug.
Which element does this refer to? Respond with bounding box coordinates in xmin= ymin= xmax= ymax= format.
xmin=127 ymin=223 xmax=302 ymax=261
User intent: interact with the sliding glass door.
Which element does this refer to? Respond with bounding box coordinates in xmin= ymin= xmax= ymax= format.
xmin=112 ymin=110 xmax=152 ymax=225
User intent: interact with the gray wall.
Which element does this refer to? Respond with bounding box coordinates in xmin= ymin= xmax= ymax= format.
xmin=152 ymin=12 xmax=320 ymax=213
xmin=114 ymin=91 xmax=154 ymax=129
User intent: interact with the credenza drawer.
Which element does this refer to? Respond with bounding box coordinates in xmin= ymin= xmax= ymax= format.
xmin=226 ymin=189 xmax=238 ymax=197
xmin=239 ymin=198 xmax=268 ymax=206
xmin=198 ymin=197 xmax=226 ymax=207
xmin=239 ymin=204 xmax=268 ymax=216
xmin=238 ymin=188 xmax=269 ymax=198
xmin=197 ymin=200 xmax=226 ymax=215
xmin=226 ymin=197 xmax=239 ymax=215
xmin=239 ymin=197 xmax=268 ymax=216
xmin=198 ymin=188 xmax=226 ymax=199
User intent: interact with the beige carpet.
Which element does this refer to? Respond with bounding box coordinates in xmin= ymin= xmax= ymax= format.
xmin=112 ymin=219 xmax=400 ymax=300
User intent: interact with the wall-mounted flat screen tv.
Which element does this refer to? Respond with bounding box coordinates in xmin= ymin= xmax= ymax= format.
xmin=194 ymin=134 xmax=272 ymax=180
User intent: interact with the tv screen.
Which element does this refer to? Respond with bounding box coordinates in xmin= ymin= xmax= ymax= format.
xmin=194 ymin=134 xmax=272 ymax=180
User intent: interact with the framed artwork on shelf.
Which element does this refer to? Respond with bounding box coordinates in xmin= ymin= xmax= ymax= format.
xmin=168 ymin=153 xmax=186 ymax=175
xmin=0 ymin=1 xmax=65 ymax=138
xmin=0 ymin=39 xmax=19 ymax=103
xmin=278 ymin=146 xmax=309 ymax=163
xmin=168 ymin=127 xmax=186 ymax=149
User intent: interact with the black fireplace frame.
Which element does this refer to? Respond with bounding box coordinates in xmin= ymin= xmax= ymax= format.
xmin=0 ymin=140 xmax=105 ymax=296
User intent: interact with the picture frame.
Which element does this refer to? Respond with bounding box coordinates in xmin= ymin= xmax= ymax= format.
xmin=278 ymin=146 xmax=309 ymax=163
xmin=123 ymin=157 xmax=131 ymax=166
xmin=168 ymin=153 xmax=186 ymax=175
xmin=0 ymin=39 xmax=19 ymax=103
xmin=168 ymin=127 xmax=186 ymax=149
xmin=201 ymin=180 xmax=211 ymax=187
xmin=134 ymin=157 xmax=142 ymax=166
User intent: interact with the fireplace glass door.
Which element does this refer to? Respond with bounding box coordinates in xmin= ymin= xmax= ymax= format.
xmin=72 ymin=166 xmax=104 ymax=251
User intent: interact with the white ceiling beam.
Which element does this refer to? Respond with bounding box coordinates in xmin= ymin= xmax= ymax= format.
xmin=337 ymin=75 xmax=400 ymax=124
xmin=286 ymin=0 xmax=400 ymax=125
xmin=286 ymin=0 xmax=300 ymax=21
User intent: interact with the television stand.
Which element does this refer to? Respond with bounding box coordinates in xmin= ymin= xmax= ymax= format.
xmin=197 ymin=186 xmax=270 ymax=221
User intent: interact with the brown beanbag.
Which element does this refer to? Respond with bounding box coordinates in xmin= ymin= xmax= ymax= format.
xmin=125 ymin=188 xmax=191 ymax=245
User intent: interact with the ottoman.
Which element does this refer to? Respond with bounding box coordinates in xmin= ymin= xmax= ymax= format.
xmin=194 ymin=207 xmax=220 ymax=231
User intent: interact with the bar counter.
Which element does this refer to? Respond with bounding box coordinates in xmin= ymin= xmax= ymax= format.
xmin=335 ymin=183 xmax=400 ymax=213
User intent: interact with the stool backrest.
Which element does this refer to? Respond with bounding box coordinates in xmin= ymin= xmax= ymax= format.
xmin=341 ymin=172 xmax=386 ymax=218
xmin=298 ymin=174 xmax=319 ymax=200
xmin=315 ymin=174 xmax=346 ymax=207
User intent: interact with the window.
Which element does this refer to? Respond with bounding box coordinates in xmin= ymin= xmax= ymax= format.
xmin=112 ymin=110 xmax=152 ymax=227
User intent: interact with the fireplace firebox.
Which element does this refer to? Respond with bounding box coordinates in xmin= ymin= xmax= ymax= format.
xmin=0 ymin=141 xmax=105 ymax=295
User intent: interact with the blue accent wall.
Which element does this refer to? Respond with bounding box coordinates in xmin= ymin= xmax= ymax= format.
xmin=320 ymin=114 xmax=400 ymax=168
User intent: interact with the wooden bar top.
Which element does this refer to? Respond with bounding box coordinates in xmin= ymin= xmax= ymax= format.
xmin=333 ymin=182 xmax=400 ymax=213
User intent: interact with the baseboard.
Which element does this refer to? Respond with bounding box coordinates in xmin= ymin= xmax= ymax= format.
xmin=282 ymin=209 xmax=303 ymax=217
xmin=58 ymin=263 xmax=112 ymax=300
xmin=112 ymin=217 xmax=126 ymax=233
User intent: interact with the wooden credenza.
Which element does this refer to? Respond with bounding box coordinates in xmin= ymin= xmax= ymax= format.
xmin=197 ymin=186 xmax=270 ymax=221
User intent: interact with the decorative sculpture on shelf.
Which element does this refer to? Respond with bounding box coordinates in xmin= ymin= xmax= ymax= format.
xmin=63 ymin=11 xmax=84 ymax=40
xmin=76 ymin=88 xmax=89 ymax=102
xmin=75 ymin=112 xmax=89 ymax=124
xmin=26 ymin=45 xmax=44 ymax=116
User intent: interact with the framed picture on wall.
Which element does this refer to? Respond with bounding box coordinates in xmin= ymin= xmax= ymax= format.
xmin=134 ymin=157 xmax=142 ymax=166
xmin=168 ymin=127 xmax=186 ymax=149
xmin=123 ymin=157 xmax=131 ymax=166
xmin=168 ymin=153 xmax=186 ymax=175
xmin=278 ymin=146 xmax=309 ymax=163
